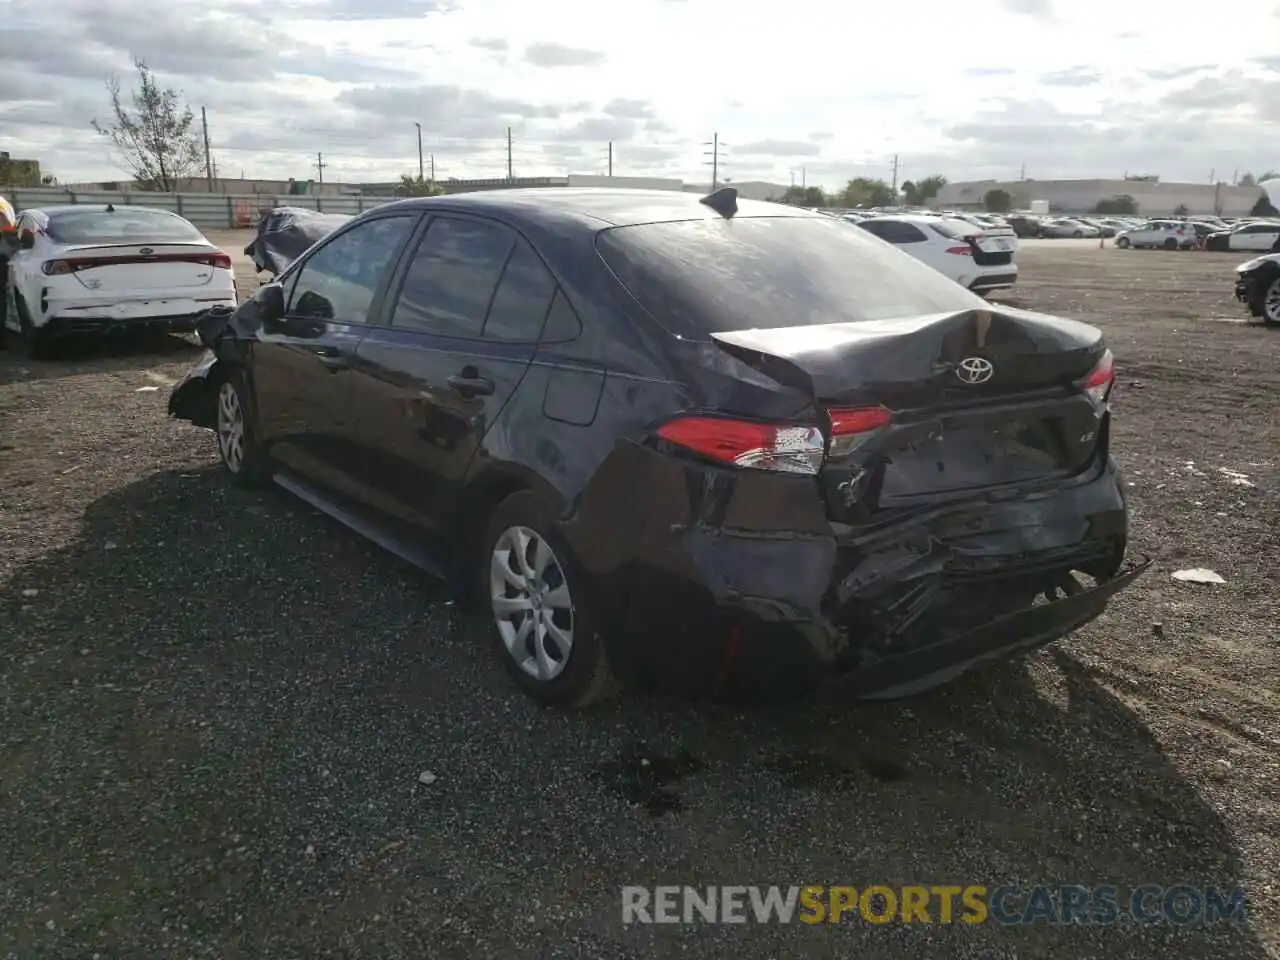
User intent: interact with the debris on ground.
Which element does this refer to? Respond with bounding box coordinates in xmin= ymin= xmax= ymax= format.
xmin=1171 ymin=568 xmax=1227 ymax=584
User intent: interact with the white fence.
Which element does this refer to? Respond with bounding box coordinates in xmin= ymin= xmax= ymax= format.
xmin=1 ymin=188 xmax=396 ymax=231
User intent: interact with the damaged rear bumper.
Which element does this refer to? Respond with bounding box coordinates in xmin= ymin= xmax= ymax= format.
xmin=569 ymin=442 xmax=1142 ymax=698
xmin=842 ymin=557 xmax=1149 ymax=698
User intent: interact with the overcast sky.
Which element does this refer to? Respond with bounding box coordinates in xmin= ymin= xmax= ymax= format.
xmin=2 ymin=0 xmax=1279 ymax=188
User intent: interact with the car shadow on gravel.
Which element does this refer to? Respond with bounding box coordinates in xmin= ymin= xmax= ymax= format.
xmin=0 ymin=333 xmax=202 ymax=385
xmin=0 ymin=467 xmax=1269 ymax=959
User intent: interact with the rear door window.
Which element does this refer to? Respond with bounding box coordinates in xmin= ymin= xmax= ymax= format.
xmin=597 ymin=215 xmax=980 ymax=339
xmin=864 ymin=220 xmax=928 ymax=243
xmin=390 ymin=216 xmax=513 ymax=337
xmin=482 ymin=238 xmax=558 ymax=342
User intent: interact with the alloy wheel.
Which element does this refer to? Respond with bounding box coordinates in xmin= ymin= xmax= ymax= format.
xmin=216 ymin=381 xmax=246 ymax=473
xmin=489 ymin=525 xmax=574 ymax=681
xmin=1265 ymin=278 xmax=1280 ymax=323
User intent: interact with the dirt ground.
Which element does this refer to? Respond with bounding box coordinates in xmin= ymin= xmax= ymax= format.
xmin=1 ymin=234 xmax=1277 ymax=959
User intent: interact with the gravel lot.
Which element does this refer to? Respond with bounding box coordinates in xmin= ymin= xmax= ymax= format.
xmin=2 ymin=233 xmax=1277 ymax=959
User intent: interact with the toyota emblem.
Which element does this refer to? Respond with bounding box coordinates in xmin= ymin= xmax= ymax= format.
xmin=956 ymin=356 xmax=994 ymax=384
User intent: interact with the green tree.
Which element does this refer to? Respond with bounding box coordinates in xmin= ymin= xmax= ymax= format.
xmin=1094 ymin=195 xmax=1138 ymax=215
xmin=984 ymin=188 xmax=1013 ymax=213
xmin=1238 ymin=172 xmax=1257 ymax=188
xmin=1250 ymin=194 xmax=1279 ymax=217
xmin=778 ymin=185 xmax=827 ymax=206
xmin=1172 ymin=203 xmax=1189 ymax=216
xmin=840 ymin=177 xmax=897 ymax=207
xmin=1257 ymin=170 xmax=1280 ymax=182
xmin=397 ymin=174 xmax=444 ymax=197
xmin=91 ymin=58 xmax=203 ymax=192
xmin=900 ymin=180 xmax=918 ymax=205
xmin=912 ymin=174 xmax=948 ymax=205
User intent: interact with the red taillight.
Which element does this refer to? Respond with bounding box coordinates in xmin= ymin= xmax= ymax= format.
xmin=42 ymin=251 xmax=231 ymax=274
xmin=1079 ymin=349 xmax=1115 ymax=405
xmin=655 ymin=406 xmax=893 ymax=474
xmin=656 ymin=417 xmax=827 ymax=475
xmin=828 ymin=405 xmax=892 ymax=458
xmin=946 ymin=246 xmax=974 ymax=256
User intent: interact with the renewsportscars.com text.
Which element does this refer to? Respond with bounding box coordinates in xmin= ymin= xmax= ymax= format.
xmin=621 ymin=885 xmax=1248 ymax=926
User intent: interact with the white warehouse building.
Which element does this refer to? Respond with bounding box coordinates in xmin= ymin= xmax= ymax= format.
xmin=934 ymin=178 xmax=1266 ymax=217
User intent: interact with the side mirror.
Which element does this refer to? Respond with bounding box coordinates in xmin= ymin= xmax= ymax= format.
xmin=257 ymin=282 xmax=285 ymax=321
xmin=18 ymin=231 xmax=35 ymax=250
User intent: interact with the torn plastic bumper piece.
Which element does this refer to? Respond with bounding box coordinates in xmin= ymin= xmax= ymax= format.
xmin=842 ymin=556 xmax=1150 ymax=699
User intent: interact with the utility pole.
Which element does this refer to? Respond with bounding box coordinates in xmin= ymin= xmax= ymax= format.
xmin=1020 ymin=163 xmax=1026 ymax=180
xmin=315 ymin=152 xmax=326 ymax=185
xmin=608 ymin=141 xmax=613 ymax=177
xmin=430 ymin=154 xmax=435 ymax=183
xmin=415 ymin=122 xmax=424 ymax=180
xmin=506 ymin=127 xmax=513 ymax=181
xmin=201 ymin=106 xmax=213 ymax=191
xmin=890 ymin=154 xmax=899 ymax=194
xmin=801 ymin=166 xmax=806 ymax=189
xmin=703 ymin=133 xmax=721 ymax=191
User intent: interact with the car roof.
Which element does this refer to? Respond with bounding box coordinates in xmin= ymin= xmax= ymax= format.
xmin=865 ymin=213 xmax=954 ymax=225
xmin=365 ymin=188 xmax=820 ymax=231
xmin=28 ymin=204 xmax=183 ymax=216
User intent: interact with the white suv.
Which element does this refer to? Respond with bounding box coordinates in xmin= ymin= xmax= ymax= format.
xmin=855 ymin=215 xmax=1017 ymax=294
xmin=1114 ymin=220 xmax=1196 ymax=250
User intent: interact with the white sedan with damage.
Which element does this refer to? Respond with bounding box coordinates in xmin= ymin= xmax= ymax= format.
xmin=4 ymin=204 xmax=236 ymax=356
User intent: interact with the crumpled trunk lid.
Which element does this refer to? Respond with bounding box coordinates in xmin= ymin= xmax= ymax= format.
xmin=710 ymin=306 xmax=1110 ymax=517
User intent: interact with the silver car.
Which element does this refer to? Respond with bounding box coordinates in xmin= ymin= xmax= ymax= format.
xmin=1113 ymin=220 xmax=1196 ymax=250
xmin=1041 ymin=218 xmax=1102 ymax=239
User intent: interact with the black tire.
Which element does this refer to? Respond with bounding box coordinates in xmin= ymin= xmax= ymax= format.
xmin=214 ymin=369 xmax=271 ymax=487
xmin=1116 ymin=237 xmax=1130 ymax=249
xmin=481 ymin=490 xmax=619 ymax=708
xmin=1163 ymin=237 xmax=1178 ymax=250
xmin=1257 ymin=275 xmax=1280 ymax=327
xmin=14 ymin=293 xmax=54 ymax=360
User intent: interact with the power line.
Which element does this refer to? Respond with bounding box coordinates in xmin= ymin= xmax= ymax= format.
xmin=703 ymin=133 xmax=722 ymax=191
xmin=200 ymin=106 xmax=213 ymax=191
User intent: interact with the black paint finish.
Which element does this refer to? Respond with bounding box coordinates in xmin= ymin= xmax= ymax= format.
xmin=168 ymin=189 xmax=1145 ymax=699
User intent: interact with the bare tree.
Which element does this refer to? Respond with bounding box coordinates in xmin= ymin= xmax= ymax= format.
xmin=92 ymin=58 xmax=203 ymax=192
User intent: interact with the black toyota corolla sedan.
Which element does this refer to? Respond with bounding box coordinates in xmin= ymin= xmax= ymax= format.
xmin=169 ymin=187 xmax=1147 ymax=708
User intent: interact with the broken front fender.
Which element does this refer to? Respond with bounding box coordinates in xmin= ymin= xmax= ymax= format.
xmin=168 ymin=348 xmax=221 ymax=428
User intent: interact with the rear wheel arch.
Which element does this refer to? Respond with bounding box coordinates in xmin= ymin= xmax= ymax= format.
xmin=448 ymin=464 xmax=569 ymax=602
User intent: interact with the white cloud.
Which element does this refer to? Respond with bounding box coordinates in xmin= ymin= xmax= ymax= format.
xmin=1 ymin=0 xmax=1278 ymax=188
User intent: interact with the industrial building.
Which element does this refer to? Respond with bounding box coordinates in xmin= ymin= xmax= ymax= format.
xmin=934 ymin=178 xmax=1266 ymax=217
xmin=0 ymin=152 xmax=43 ymax=187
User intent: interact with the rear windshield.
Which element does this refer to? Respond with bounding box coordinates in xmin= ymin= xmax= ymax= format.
xmin=595 ymin=216 xmax=981 ymax=338
xmin=45 ymin=209 xmax=203 ymax=245
xmin=929 ymin=218 xmax=980 ymax=240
